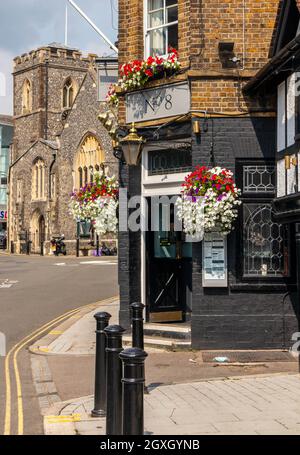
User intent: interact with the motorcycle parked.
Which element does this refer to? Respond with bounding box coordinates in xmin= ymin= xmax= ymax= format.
xmin=51 ymin=235 xmax=67 ymax=256
xmin=100 ymin=243 xmax=117 ymax=256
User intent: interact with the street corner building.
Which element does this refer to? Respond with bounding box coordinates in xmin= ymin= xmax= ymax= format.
xmin=8 ymin=43 xmax=118 ymax=255
xmin=115 ymin=0 xmax=300 ymax=350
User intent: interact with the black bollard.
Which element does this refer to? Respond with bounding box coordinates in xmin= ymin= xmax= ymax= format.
xmin=91 ymin=312 xmax=111 ymax=417
xmin=40 ymin=241 xmax=44 ymax=256
xmin=76 ymin=237 xmax=80 ymax=257
xmin=120 ymin=348 xmax=148 ymax=436
xmin=96 ymin=235 xmax=100 ymax=257
xmin=105 ymin=325 xmax=126 ymax=435
xmin=131 ymin=302 xmax=145 ymax=350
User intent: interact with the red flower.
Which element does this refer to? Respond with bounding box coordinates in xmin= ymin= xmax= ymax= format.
xmin=147 ymin=56 xmax=155 ymax=65
xmin=145 ymin=69 xmax=153 ymax=77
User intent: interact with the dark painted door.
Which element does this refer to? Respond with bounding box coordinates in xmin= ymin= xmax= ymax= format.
xmin=146 ymin=201 xmax=192 ymax=323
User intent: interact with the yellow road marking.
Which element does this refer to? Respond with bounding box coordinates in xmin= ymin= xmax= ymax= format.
xmin=4 ymin=307 xmax=81 ymax=435
xmin=4 ymin=296 xmax=118 ymax=435
xmin=45 ymin=414 xmax=81 ymax=424
xmin=48 ymin=330 xmax=64 ymax=335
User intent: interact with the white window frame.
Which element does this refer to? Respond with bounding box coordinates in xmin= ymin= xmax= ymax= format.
xmin=142 ymin=146 xmax=190 ymax=194
xmin=144 ymin=0 xmax=178 ymax=58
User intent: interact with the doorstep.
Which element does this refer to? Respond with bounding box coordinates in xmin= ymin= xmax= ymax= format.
xmin=123 ymin=334 xmax=191 ymax=350
xmin=144 ymin=322 xmax=191 ymax=341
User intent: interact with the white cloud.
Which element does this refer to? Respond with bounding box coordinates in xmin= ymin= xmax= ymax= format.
xmin=0 ymin=0 xmax=118 ymax=115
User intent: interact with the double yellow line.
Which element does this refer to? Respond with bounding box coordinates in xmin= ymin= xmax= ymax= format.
xmin=3 ymin=297 xmax=117 ymax=436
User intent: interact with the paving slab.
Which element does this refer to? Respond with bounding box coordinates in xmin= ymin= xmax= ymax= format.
xmin=41 ymin=374 xmax=300 ymax=435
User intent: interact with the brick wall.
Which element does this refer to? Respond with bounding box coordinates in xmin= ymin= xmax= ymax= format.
xmin=118 ymin=0 xmax=283 ymax=119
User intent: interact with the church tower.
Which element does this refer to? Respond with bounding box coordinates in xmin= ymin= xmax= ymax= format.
xmin=12 ymin=43 xmax=95 ymax=160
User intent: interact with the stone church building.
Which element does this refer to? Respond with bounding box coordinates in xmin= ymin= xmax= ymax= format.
xmin=8 ymin=43 xmax=117 ymax=254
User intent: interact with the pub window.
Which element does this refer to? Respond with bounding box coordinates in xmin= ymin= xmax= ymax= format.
xmin=145 ymin=0 xmax=178 ymax=57
xmin=240 ymin=163 xmax=289 ymax=278
xmin=243 ymin=165 xmax=275 ymax=194
xmin=148 ymin=147 xmax=192 ymax=176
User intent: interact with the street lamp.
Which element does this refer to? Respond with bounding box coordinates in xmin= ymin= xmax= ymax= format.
xmin=119 ymin=123 xmax=145 ymax=166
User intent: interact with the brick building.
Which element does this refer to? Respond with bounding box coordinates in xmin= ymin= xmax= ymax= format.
xmin=116 ymin=0 xmax=300 ymax=349
xmin=8 ymin=43 xmax=118 ymax=255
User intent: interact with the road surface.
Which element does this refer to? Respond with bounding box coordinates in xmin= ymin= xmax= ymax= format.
xmin=0 ymin=254 xmax=118 ymax=435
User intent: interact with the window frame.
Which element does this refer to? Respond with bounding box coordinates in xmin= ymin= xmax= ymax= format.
xmin=144 ymin=0 xmax=178 ymax=58
xmin=32 ymin=159 xmax=46 ymax=201
xmin=62 ymin=78 xmax=75 ymax=110
xmin=236 ymin=159 xmax=291 ymax=283
xmin=22 ymin=79 xmax=32 ymax=114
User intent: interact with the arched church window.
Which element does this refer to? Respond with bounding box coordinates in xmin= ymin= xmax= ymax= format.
xmin=22 ymin=79 xmax=32 ymax=114
xmin=63 ymin=78 xmax=75 ymax=109
xmin=74 ymin=135 xmax=105 ymax=189
xmin=78 ymin=167 xmax=83 ymax=189
xmin=32 ymin=159 xmax=46 ymax=200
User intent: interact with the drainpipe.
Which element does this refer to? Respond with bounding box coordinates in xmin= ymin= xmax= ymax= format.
xmin=48 ymin=152 xmax=57 ymax=242
xmin=49 ymin=152 xmax=57 ymax=198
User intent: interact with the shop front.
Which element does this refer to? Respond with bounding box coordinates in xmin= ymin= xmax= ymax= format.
xmin=117 ymin=78 xmax=298 ymax=349
xmin=0 ymin=209 xmax=7 ymax=249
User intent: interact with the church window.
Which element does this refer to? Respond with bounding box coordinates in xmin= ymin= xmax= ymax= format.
xmin=22 ymin=79 xmax=32 ymax=114
xmin=74 ymin=135 xmax=105 ymax=189
xmin=32 ymin=159 xmax=46 ymax=200
xmin=63 ymin=78 xmax=75 ymax=109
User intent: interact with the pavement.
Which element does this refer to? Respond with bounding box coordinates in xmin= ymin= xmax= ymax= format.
xmin=0 ymin=254 xmax=118 ymax=435
xmin=28 ymin=297 xmax=300 ymax=435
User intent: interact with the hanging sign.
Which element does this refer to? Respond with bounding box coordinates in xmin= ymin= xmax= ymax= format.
xmin=126 ymin=81 xmax=190 ymax=123
xmin=202 ymin=233 xmax=228 ymax=287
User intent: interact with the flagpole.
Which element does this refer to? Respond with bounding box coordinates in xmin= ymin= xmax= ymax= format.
xmin=67 ymin=0 xmax=118 ymax=54
xmin=65 ymin=2 xmax=68 ymax=46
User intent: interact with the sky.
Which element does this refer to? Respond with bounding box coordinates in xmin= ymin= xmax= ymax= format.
xmin=0 ymin=0 xmax=118 ymax=115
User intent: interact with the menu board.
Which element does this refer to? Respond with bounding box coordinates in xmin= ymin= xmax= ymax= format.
xmin=202 ymin=233 xmax=227 ymax=287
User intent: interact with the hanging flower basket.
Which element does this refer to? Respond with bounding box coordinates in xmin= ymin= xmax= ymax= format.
xmin=69 ymin=174 xmax=119 ymax=235
xmin=106 ymin=48 xmax=181 ymax=106
xmin=176 ymin=166 xmax=241 ymax=240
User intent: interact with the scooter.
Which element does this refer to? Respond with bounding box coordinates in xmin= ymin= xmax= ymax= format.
xmin=100 ymin=243 xmax=117 ymax=256
xmin=51 ymin=235 xmax=67 ymax=256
